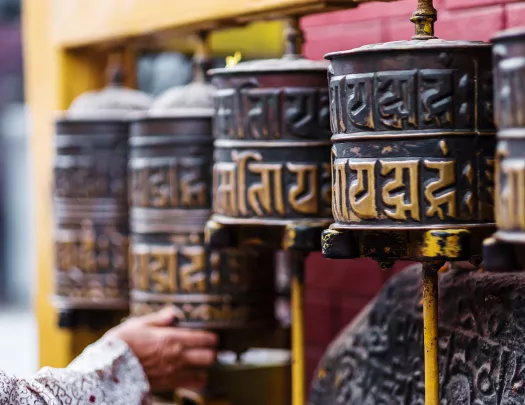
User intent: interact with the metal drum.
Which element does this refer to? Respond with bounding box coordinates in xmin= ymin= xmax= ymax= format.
xmin=53 ymin=68 xmax=153 ymax=327
xmin=493 ymin=28 xmax=525 ymax=245
xmin=327 ymin=41 xmax=495 ymax=235
xmin=128 ymin=73 xmax=276 ymax=330
xmin=210 ymin=58 xmax=332 ymax=227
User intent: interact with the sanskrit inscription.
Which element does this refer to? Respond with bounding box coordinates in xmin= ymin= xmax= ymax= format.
xmin=55 ymin=156 xmax=127 ymax=200
xmin=129 ymin=157 xmax=209 ymax=209
xmin=130 ymin=244 xmax=207 ymax=294
xmin=496 ymin=156 xmax=525 ymax=231
xmin=213 ymin=150 xmax=332 ymax=219
xmin=130 ymin=300 xmax=261 ymax=324
xmin=214 ymin=87 xmax=330 ymax=141
xmin=329 ymin=68 xmax=491 ymax=134
xmin=56 ymin=273 xmax=127 ymax=300
xmin=332 ymin=156 xmax=491 ymax=225
xmin=56 ymin=221 xmax=128 ymax=275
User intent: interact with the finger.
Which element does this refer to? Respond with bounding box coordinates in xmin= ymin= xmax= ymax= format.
xmin=182 ymin=348 xmax=217 ymax=367
xmin=141 ymin=306 xmax=180 ymax=327
xmin=165 ymin=328 xmax=218 ymax=348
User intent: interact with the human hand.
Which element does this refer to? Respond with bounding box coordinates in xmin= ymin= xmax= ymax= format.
xmin=105 ymin=307 xmax=218 ymax=392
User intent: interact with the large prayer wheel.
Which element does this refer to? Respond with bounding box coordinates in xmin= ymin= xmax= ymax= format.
xmin=53 ymin=61 xmax=153 ymax=328
xmin=327 ymin=40 xmax=495 ymax=235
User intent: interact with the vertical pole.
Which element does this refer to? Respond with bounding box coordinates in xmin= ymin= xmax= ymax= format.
xmin=422 ymin=262 xmax=439 ymax=405
xmin=290 ymin=251 xmax=306 ymax=405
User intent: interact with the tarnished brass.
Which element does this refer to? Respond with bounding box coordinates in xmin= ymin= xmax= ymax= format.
xmin=52 ymin=53 xmax=153 ymax=328
xmin=492 ymin=27 xmax=525 ymax=246
xmin=326 ymin=42 xmax=494 ymax=234
xmin=209 ymin=25 xmax=332 ymax=227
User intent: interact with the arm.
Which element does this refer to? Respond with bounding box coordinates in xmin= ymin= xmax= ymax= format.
xmin=1 ymin=337 xmax=150 ymax=405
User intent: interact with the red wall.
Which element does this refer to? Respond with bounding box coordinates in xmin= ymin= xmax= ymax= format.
xmin=301 ymin=0 xmax=523 ymax=385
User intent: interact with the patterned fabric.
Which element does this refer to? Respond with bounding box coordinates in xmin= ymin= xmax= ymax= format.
xmin=0 ymin=337 xmax=151 ymax=405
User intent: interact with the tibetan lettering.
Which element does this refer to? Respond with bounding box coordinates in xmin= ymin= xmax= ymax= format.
xmin=213 ymin=150 xmax=331 ymax=219
xmin=381 ymin=160 xmax=420 ymax=221
xmin=214 ymin=86 xmax=330 ymax=140
xmin=330 ymin=69 xmax=477 ymax=134
xmin=130 ymin=158 xmax=208 ymax=209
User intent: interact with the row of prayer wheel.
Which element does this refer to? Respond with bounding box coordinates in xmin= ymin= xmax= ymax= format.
xmin=50 ymin=0 xmax=525 ymax=403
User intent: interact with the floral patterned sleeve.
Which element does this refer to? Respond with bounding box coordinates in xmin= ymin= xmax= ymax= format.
xmin=0 ymin=337 xmax=151 ymax=405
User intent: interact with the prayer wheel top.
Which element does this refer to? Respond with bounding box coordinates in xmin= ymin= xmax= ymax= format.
xmin=149 ymin=31 xmax=215 ymax=117
xmin=209 ymin=56 xmax=328 ymax=75
xmin=148 ymin=81 xmax=215 ymax=117
xmin=327 ymin=39 xmax=488 ymax=56
xmin=65 ymin=60 xmax=153 ymax=119
xmin=65 ymin=85 xmax=153 ymax=118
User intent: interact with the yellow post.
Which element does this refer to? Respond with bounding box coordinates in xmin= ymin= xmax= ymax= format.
xmin=23 ymin=0 xmax=110 ymax=367
xmin=422 ymin=262 xmax=439 ymax=405
xmin=291 ymin=253 xmax=305 ymax=405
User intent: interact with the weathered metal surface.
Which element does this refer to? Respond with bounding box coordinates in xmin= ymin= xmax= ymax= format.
xmin=128 ymin=115 xmax=276 ymax=329
xmin=492 ymin=28 xmax=525 ymax=245
xmin=310 ymin=264 xmax=525 ymax=404
xmin=53 ymin=119 xmax=131 ymax=311
xmin=326 ymin=40 xmax=496 ymax=232
xmin=209 ymin=57 xmax=333 ymax=227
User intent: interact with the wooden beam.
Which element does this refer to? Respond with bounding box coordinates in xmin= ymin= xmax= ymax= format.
xmin=50 ymin=0 xmax=389 ymax=49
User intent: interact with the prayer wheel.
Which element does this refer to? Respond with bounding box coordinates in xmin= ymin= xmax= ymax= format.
xmin=210 ymin=29 xmax=331 ymax=227
xmin=52 ymin=56 xmax=153 ymax=329
xmin=206 ymin=18 xmax=331 ymax=405
xmin=128 ymin=32 xmax=277 ymax=332
xmin=318 ymin=1 xmax=497 ymax=404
